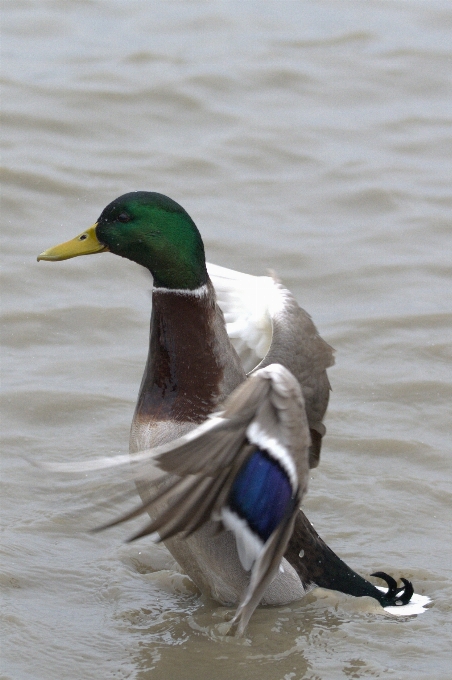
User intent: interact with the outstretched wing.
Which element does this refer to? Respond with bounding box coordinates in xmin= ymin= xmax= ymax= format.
xmin=98 ymin=363 xmax=311 ymax=634
xmin=207 ymin=262 xmax=334 ymax=468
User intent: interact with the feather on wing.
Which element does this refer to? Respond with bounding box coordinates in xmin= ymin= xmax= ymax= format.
xmin=207 ymin=262 xmax=334 ymax=468
xmin=93 ymin=364 xmax=311 ymax=633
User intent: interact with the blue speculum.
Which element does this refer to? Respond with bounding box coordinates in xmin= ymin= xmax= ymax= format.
xmin=228 ymin=448 xmax=293 ymax=542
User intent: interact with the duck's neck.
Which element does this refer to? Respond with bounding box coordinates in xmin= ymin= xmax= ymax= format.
xmin=134 ymin=280 xmax=245 ymax=427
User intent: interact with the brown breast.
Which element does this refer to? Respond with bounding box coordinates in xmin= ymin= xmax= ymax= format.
xmin=134 ymin=280 xmax=246 ymax=428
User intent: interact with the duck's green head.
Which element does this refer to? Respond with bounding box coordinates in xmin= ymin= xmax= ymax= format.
xmin=37 ymin=192 xmax=208 ymax=290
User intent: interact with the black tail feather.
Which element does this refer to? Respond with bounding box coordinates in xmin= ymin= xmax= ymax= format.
xmin=285 ymin=511 xmax=414 ymax=608
xmin=371 ymin=571 xmax=398 ymax=598
xmin=371 ymin=572 xmax=414 ymax=606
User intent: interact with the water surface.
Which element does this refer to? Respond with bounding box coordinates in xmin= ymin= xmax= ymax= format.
xmin=2 ymin=2 xmax=451 ymax=679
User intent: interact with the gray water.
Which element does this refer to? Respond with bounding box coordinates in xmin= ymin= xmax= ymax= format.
xmin=2 ymin=2 xmax=451 ymax=679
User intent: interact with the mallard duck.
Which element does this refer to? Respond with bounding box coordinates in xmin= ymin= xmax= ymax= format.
xmin=38 ymin=191 xmax=426 ymax=633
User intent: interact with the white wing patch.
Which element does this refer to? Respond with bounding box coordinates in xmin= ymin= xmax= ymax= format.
xmin=221 ymin=507 xmax=264 ymax=572
xmin=207 ymin=262 xmax=284 ymax=373
xmin=246 ymin=420 xmax=298 ymax=491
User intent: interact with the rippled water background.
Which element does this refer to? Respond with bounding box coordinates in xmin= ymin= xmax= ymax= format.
xmin=2 ymin=2 xmax=451 ymax=678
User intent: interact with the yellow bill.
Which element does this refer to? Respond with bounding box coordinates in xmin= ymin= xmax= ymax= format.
xmin=37 ymin=224 xmax=108 ymax=261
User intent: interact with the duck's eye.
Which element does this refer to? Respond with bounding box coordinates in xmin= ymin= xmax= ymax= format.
xmin=117 ymin=213 xmax=131 ymax=223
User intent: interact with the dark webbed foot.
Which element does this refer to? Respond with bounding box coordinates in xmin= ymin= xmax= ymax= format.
xmin=371 ymin=571 xmax=414 ymax=606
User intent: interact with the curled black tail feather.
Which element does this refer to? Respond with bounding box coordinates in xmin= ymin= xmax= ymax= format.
xmin=285 ymin=511 xmax=414 ymax=608
xmin=371 ymin=571 xmax=398 ymax=598
xmin=371 ymin=572 xmax=414 ymax=606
